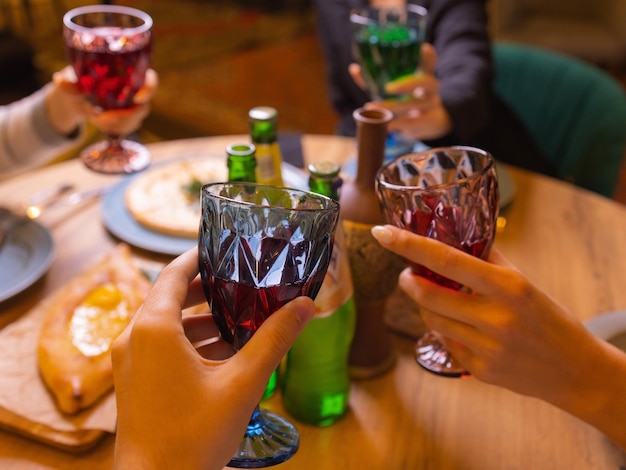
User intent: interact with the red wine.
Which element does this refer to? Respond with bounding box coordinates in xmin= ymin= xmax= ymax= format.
xmin=200 ymin=233 xmax=328 ymax=349
xmin=405 ymin=207 xmax=494 ymax=290
xmin=66 ymin=27 xmax=151 ymax=109
xmin=202 ymin=275 xmax=321 ymax=350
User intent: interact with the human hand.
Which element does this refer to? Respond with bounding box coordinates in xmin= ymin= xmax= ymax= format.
xmin=349 ymin=43 xmax=452 ymax=141
xmin=371 ymin=224 xmax=626 ymax=449
xmin=49 ymin=66 xmax=158 ymax=137
xmin=111 ymin=247 xmax=315 ymax=470
xmin=370 ymin=225 xmax=608 ymax=405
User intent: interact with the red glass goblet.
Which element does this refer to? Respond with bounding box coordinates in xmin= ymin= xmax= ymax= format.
xmin=376 ymin=146 xmax=499 ymax=377
xmin=63 ymin=5 xmax=152 ymax=174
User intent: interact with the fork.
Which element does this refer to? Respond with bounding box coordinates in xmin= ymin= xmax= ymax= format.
xmin=0 ymin=184 xmax=109 ymax=251
xmin=0 ymin=207 xmax=27 ymax=252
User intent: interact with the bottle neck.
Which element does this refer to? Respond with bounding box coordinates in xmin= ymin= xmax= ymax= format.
xmin=308 ymin=177 xmax=341 ymax=201
xmin=353 ymin=107 xmax=392 ymax=186
xmin=307 ymin=161 xmax=342 ymax=201
xmin=227 ymin=144 xmax=257 ymax=182
xmin=250 ymin=122 xmax=277 ymax=144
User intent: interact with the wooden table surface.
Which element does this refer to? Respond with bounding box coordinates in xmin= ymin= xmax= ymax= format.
xmin=0 ymin=135 xmax=625 ymax=469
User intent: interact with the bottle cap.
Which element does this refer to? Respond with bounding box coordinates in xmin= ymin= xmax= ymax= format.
xmin=249 ymin=106 xmax=278 ymax=123
xmin=308 ymin=161 xmax=341 ymax=179
xmin=227 ymin=143 xmax=256 ymax=156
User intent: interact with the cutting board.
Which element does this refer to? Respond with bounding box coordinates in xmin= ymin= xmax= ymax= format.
xmin=0 ymin=405 xmax=108 ymax=453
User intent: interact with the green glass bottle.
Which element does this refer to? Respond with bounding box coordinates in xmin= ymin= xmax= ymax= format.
xmin=226 ymin=142 xmax=278 ymax=399
xmin=226 ymin=143 xmax=257 ymax=182
xmin=248 ymin=106 xmax=284 ymax=187
xmin=281 ymin=161 xmax=356 ymax=426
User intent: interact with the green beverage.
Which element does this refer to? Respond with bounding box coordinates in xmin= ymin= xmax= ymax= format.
xmin=281 ymin=297 xmax=355 ymax=426
xmin=351 ymin=4 xmax=427 ymax=99
xmin=281 ymin=161 xmax=356 ymax=426
xmin=262 ymin=368 xmax=279 ymax=400
xmin=355 ymin=25 xmax=422 ymax=99
xmin=226 ymin=143 xmax=257 ymax=182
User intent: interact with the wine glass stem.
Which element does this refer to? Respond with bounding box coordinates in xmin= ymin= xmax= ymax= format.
xmin=107 ymin=134 xmax=124 ymax=151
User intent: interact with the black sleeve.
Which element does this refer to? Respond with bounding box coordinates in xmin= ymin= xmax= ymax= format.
xmin=422 ymin=0 xmax=494 ymax=145
xmin=312 ymin=0 xmax=370 ymax=136
xmin=312 ymin=0 xmax=493 ymax=142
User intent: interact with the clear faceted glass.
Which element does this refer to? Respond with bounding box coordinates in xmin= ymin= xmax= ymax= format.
xmin=376 ymin=146 xmax=499 ymax=377
xmin=198 ymin=182 xmax=339 ymax=467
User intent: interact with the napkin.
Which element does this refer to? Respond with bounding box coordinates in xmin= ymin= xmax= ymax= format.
xmin=0 ymin=293 xmax=117 ymax=434
xmin=278 ymin=132 xmax=304 ymax=168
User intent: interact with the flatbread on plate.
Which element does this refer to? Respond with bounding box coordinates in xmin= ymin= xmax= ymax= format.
xmin=125 ymin=158 xmax=226 ymax=238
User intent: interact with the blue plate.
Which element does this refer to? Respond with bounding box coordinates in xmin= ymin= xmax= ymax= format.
xmin=0 ymin=219 xmax=54 ymax=302
xmin=100 ymin=156 xmax=309 ymax=257
xmin=101 ymin=174 xmax=195 ymax=257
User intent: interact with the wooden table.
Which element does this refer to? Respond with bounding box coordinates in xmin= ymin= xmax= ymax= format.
xmin=1 ymin=135 xmax=625 ymax=469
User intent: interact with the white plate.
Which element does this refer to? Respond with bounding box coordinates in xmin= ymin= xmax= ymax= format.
xmin=100 ymin=154 xmax=309 ymax=256
xmin=585 ymin=310 xmax=626 ymax=353
xmin=0 ymin=219 xmax=54 ymax=302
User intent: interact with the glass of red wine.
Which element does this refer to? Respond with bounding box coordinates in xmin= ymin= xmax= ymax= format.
xmin=198 ymin=182 xmax=339 ymax=467
xmin=375 ymin=147 xmax=499 ymax=377
xmin=63 ymin=5 xmax=152 ymax=174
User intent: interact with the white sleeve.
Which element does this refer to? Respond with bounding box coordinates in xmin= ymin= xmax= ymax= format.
xmin=0 ymin=84 xmax=84 ymax=178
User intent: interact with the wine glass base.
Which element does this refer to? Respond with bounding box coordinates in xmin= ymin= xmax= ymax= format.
xmin=415 ymin=332 xmax=471 ymax=378
xmin=227 ymin=408 xmax=299 ymax=468
xmin=80 ymin=139 xmax=151 ymax=174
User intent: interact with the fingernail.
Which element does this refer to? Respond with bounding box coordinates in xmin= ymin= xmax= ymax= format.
xmin=292 ymin=297 xmax=316 ymax=324
xmin=371 ymin=225 xmax=393 ymax=244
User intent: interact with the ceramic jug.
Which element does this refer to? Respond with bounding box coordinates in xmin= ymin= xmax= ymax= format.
xmin=340 ymin=107 xmax=405 ymax=379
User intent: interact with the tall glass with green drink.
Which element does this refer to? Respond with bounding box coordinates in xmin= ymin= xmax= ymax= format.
xmin=350 ymin=4 xmax=428 ymax=161
xmin=350 ymin=4 xmax=427 ymax=100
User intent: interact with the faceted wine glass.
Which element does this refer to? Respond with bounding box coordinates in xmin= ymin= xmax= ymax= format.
xmin=63 ymin=5 xmax=152 ymax=174
xmin=375 ymin=147 xmax=499 ymax=377
xmin=350 ymin=4 xmax=428 ymax=162
xmin=198 ymin=182 xmax=339 ymax=467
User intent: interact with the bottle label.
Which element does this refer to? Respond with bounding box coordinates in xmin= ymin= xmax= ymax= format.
xmin=254 ymin=143 xmax=283 ymax=186
xmin=314 ymin=224 xmax=354 ymax=318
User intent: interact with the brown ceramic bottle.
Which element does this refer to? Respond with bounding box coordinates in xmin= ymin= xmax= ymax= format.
xmin=340 ymin=107 xmax=405 ymax=379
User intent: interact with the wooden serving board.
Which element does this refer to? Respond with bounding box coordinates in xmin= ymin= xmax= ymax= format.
xmin=0 ymin=405 xmax=107 ymax=453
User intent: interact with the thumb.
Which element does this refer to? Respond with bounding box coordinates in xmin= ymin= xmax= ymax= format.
xmin=52 ymin=66 xmax=81 ymax=95
xmin=235 ymin=297 xmax=315 ymax=377
xmin=419 ymin=43 xmax=437 ymax=74
xmin=348 ymin=62 xmax=368 ymax=90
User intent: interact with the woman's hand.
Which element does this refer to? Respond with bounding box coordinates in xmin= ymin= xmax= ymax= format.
xmin=47 ymin=66 xmax=158 ymax=137
xmin=371 ymin=225 xmax=626 ymax=404
xmin=371 ymin=224 xmax=626 ymax=449
xmin=350 ymin=43 xmax=452 ymax=141
xmin=112 ymin=247 xmax=315 ymax=470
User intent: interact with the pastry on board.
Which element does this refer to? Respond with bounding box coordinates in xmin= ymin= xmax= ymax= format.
xmin=37 ymin=244 xmax=152 ymax=415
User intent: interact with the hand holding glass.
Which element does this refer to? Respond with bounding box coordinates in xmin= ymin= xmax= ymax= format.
xmin=350 ymin=4 xmax=428 ymax=161
xmin=198 ymin=182 xmax=339 ymax=467
xmin=376 ymin=147 xmax=499 ymax=377
xmin=350 ymin=4 xmax=427 ymax=100
xmin=63 ymin=5 xmax=152 ymax=174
